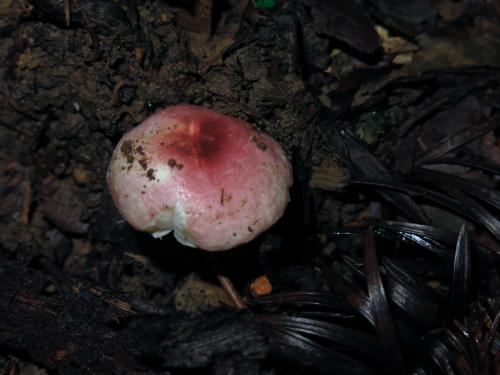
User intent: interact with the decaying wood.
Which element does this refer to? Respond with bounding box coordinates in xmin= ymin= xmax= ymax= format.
xmin=0 ymin=261 xmax=268 ymax=374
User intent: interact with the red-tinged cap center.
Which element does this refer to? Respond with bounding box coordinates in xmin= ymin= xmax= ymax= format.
xmin=158 ymin=120 xmax=231 ymax=168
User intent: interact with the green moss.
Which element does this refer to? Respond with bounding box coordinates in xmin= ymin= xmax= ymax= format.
xmin=255 ymin=0 xmax=276 ymax=9
xmin=355 ymin=108 xmax=397 ymax=145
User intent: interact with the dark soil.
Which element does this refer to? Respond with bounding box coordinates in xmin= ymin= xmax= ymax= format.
xmin=1 ymin=1 xmax=499 ymax=374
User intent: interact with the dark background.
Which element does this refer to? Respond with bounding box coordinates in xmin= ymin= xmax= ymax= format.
xmin=0 ymin=1 xmax=499 ymax=374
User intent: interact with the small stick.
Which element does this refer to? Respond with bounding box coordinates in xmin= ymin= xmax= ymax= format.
xmin=217 ymin=274 xmax=247 ymax=310
xmin=19 ymin=172 xmax=31 ymax=225
xmin=64 ymin=0 xmax=71 ymax=27
xmin=206 ymin=253 xmax=248 ymax=310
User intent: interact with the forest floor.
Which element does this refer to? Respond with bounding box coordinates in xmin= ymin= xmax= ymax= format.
xmin=0 ymin=1 xmax=499 ymax=374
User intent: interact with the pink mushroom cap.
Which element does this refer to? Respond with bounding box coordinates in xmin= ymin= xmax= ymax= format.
xmin=106 ymin=104 xmax=293 ymax=251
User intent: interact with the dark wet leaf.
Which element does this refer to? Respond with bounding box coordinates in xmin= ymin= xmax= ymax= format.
xmin=331 ymin=128 xmax=428 ymax=223
xmin=330 ymin=220 xmax=500 ymax=265
xmin=363 ymin=226 xmax=405 ymax=374
xmin=395 ymin=81 xmax=491 ymax=140
xmin=320 ymin=259 xmax=375 ymax=324
xmin=424 ymin=329 xmax=470 ymax=374
xmin=483 ymin=312 xmax=500 ymax=360
xmin=422 ymin=157 xmax=500 ymax=177
xmin=410 ymin=168 xmax=500 ymax=211
xmin=258 ymin=314 xmax=378 ymax=360
xmin=343 ymin=255 xmax=441 ymax=330
xmin=321 ymin=258 xmax=427 ymax=354
xmin=415 ymin=114 xmax=500 ymax=164
xmin=374 ymin=0 xmax=438 ymax=34
xmin=294 ymin=311 xmax=357 ymax=321
xmin=377 ymin=223 xmax=449 ymax=259
xmin=448 ymin=190 xmax=500 ymax=242
xmin=263 ymin=323 xmax=375 ymax=375
xmin=251 ymin=291 xmax=357 ymax=318
xmin=424 ymin=303 xmax=499 ymax=375
xmin=329 ymin=223 xmax=449 ymax=259
xmin=374 ymin=221 xmax=456 ymax=244
xmin=395 ymin=82 xmax=494 ymax=173
xmin=381 ymin=257 xmax=444 ymax=305
xmin=449 ymin=223 xmax=473 ymax=315
xmin=311 ymin=0 xmax=380 ymax=54
xmin=384 ymin=276 xmax=439 ymax=330
xmin=350 ymin=178 xmax=471 ymax=221
xmin=352 ymin=178 xmax=500 ymax=243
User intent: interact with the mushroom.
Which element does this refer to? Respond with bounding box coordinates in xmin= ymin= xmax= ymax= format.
xmin=107 ymin=104 xmax=292 ymax=306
